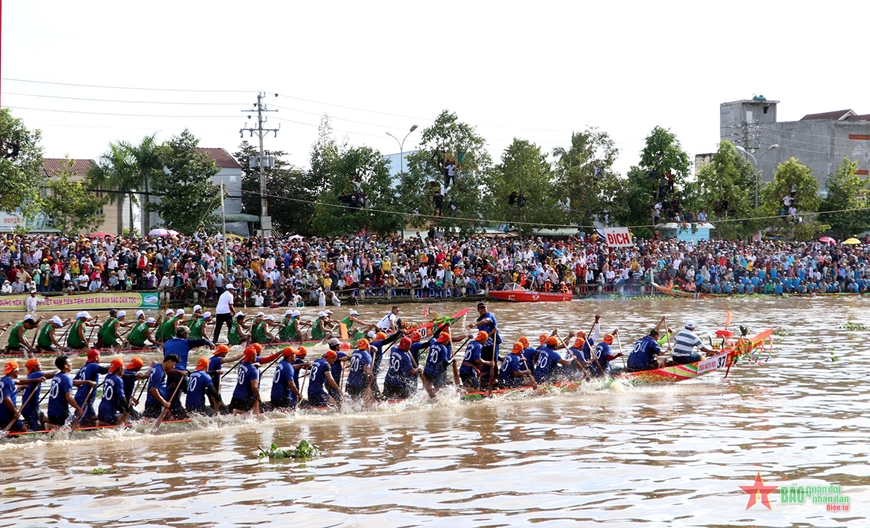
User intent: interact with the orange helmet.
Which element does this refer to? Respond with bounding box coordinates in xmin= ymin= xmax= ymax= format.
xmin=546 ymin=336 xmax=558 ymax=346
xmin=436 ymin=332 xmax=451 ymax=343
xmin=474 ymin=331 xmax=488 ymax=342
xmin=512 ymin=342 xmax=523 ymax=355
xmin=357 ymin=339 xmax=370 ymax=350
xmin=603 ymin=334 xmax=614 ymax=344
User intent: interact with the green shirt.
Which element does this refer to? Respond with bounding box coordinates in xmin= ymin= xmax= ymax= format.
xmin=189 ymin=318 xmax=205 ymax=340
xmin=311 ymin=318 xmax=325 ymax=340
xmin=252 ymin=321 xmax=270 ymax=344
xmin=67 ymin=320 xmax=86 ymax=349
xmin=128 ymin=322 xmax=150 ymax=347
xmin=228 ymin=321 xmax=242 ymax=346
xmin=37 ymin=323 xmax=56 ymax=348
xmin=8 ymin=322 xmax=25 ymax=348
xmin=278 ymin=317 xmax=298 ymax=341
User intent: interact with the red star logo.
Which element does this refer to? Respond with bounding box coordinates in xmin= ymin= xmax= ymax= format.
xmin=740 ymin=472 xmax=779 ymax=510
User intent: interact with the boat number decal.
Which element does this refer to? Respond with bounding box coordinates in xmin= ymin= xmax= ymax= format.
xmin=698 ymin=352 xmax=727 ymax=373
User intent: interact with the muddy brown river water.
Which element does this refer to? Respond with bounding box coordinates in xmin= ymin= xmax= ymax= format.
xmin=0 ymin=297 xmax=868 ymax=527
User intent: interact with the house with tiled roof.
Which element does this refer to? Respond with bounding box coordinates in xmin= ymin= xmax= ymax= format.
xmin=40 ymin=158 xmax=123 ymax=235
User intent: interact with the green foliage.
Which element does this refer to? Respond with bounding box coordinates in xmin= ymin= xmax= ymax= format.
xmin=44 ymin=157 xmax=108 ymax=236
xmin=400 ymin=110 xmax=491 ymax=232
xmin=257 ymin=440 xmax=320 ymax=459
xmin=612 ymin=126 xmax=691 ymax=238
xmin=693 ymin=141 xmax=760 ymax=239
xmin=760 ymin=157 xmax=828 ymax=240
xmin=611 ymin=166 xmax=657 ymax=238
xmin=841 ymin=321 xmax=868 ymax=331
xmin=0 ymin=109 xmax=45 ymax=217
xmin=236 ymin=141 xmax=314 ymax=235
xmin=488 ymin=139 xmax=560 ymax=233
xmin=639 ymin=126 xmax=691 ymax=183
xmin=820 ymin=158 xmax=870 ymax=239
xmin=92 ymin=467 xmax=107 ymax=475
xmin=148 ymin=130 xmax=221 ymax=235
xmin=312 ymin=145 xmax=403 ymax=236
xmin=552 ymin=128 xmax=620 ymax=228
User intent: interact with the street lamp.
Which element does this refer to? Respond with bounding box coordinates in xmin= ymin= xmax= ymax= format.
xmin=735 ymin=144 xmax=779 ymax=208
xmin=386 ymin=124 xmax=419 ymax=174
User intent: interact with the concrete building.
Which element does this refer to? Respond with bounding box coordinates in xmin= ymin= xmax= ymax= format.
xmin=720 ymin=99 xmax=870 ymax=193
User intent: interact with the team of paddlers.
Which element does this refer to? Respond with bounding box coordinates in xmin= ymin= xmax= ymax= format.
xmin=0 ymin=302 xmax=717 ymax=435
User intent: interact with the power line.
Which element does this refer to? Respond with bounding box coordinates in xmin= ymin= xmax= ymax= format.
xmin=4 ymin=91 xmax=246 ymax=106
xmin=5 ymin=105 xmax=239 ymax=119
xmin=3 ymin=77 xmax=254 ymax=93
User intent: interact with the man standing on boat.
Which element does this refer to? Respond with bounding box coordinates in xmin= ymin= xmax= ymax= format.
xmin=163 ymin=325 xmax=214 ymax=419
xmin=469 ymin=302 xmax=502 ymax=386
xmin=671 ymin=321 xmax=715 ymax=365
xmin=213 ymin=283 xmax=236 ymax=343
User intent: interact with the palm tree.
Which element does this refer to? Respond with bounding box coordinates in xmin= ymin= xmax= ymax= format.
xmin=86 ymin=134 xmax=163 ymax=235
xmin=87 ymin=141 xmax=138 ymax=234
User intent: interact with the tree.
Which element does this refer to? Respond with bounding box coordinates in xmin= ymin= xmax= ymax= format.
xmin=400 ymin=110 xmax=491 ymax=233
xmin=488 ymin=138 xmax=559 ymax=234
xmin=760 ymin=157 xmax=828 ymax=240
xmin=44 ymin=157 xmax=107 ymax=236
xmin=312 ymin=145 xmax=403 ymax=236
xmin=820 ymin=157 xmax=870 ymax=238
xmin=235 ymin=141 xmax=315 ymax=235
xmin=692 ymin=141 xmax=760 ymax=239
xmin=612 ymin=126 xmax=691 ymax=237
xmin=148 ymin=130 xmax=220 ymax=235
xmin=0 ymin=109 xmax=45 ymax=217
xmin=87 ymin=134 xmax=163 ymax=236
xmin=552 ymin=128 xmax=620 ymax=228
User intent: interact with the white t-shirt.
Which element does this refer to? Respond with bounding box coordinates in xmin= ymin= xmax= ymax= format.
xmin=216 ymin=290 xmax=234 ymax=314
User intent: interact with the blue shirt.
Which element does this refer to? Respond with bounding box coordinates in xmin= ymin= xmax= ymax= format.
xmin=370 ymin=339 xmax=387 ymax=376
xmin=270 ymin=360 xmax=296 ymax=403
xmin=499 ymin=353 xmax=523 ymax=386
xmin=74 ymin=362 xmax=102 ymax=407
xmin=423 ymin=340 xmax=450 ymax=383
xmin=164 ymin=338 xmax=211 ymax=371
xmin=409 ymin=341 xmax=429 ymax=366
xmin=347 ymin=349 xmax=373 ymax=390
xmin=627 ymin=335 xmax=661 ymax=370
xmin=22 ymin=370 xmax=44 ymax=416
xmin=121 ymin=369 xmax=138 ymax=401
xmin=589 ymin=342 xmax=611 ymax=377
xmin=97 ymin=373 xmax=126 ymax=422
xmin=308 ymin=358 xmax=330 ymax=400
xmin=186 ymin=370 xmax=215 ymax=410
xmin=476 ymin=312 xmax=502 ymax=346
xmin=533 ymin=347 xmax=562 ymax=382
xmin=384 ymin=347 xmax=417 ymax=392
xmin=0 ymin=376 xmax=17 ymax=424
xmin=47 ymin=372 xmax=74 ymax=419
xmin=330 ymin=351 xmax=348 ymax=383
xmin=459 ymin=340 xmax=483 ymax=377
xmin=232 ymin=362 xmax=259 ymax=401
xmin=145 ymin=363 xmax=168 ymax=407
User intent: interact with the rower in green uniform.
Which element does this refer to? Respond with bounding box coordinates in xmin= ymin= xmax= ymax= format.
xmin=127 ymin=317 xmax=158 ymax=349
xmin=227 ymin=313 xmax=250 ymax=346
xmin=187 ymin=305 xmax=203 ymax=329
xmin=252 ymin=315 xmax=276 ymax=344
xmin=100 ymin=310 xmax=128 ymax=349
xmin=66 ymin=312 xmax=96 ymax=352
xmin=36 ymin=316 xmax=67 ymax=353
xmin=5 ymin=315 xmax=39 ymax=355
xmin=311 ymin=311 xmax=332 ymax=341
xmin=189 ymin=311 xmax=212 ymax=340
xmin=94 ymin=309 xmax=118 ymax=349
xmin=278 ymin=310 xmax=306 ymax=342
xmin=154 ymin=309 xmax=176 ymax=345
xmin=342 ymin=309 xmax=374 ymax=342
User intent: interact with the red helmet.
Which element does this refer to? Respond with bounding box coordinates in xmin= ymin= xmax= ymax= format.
xmin=399 ymin=337 xmax=412 ymax=350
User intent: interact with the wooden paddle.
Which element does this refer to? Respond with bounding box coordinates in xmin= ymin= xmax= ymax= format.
xmin=150 ymin=377 xmax=184 ymax=434
xmin=555 ymin=330 xmax=591 ymax=382
xmin=615 ymin=331 xmax=627 ymax=370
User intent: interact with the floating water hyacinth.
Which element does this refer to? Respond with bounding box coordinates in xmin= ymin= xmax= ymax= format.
xmin=841 ymin=322 xmax=868 ymax=331
xmin=257 ymin=440 xmax=320 ymax=459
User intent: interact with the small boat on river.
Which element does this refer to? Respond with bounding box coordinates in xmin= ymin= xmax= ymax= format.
xmin=489 ymin=282 xmax=572 ymax=302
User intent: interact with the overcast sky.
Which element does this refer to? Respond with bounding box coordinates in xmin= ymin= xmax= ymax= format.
xmin=2 ymin=1 xmax=865 ymax=179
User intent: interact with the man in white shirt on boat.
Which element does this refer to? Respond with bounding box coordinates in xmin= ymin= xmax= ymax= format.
xmin=671 ymin=321 xmax=716 ymax=365
xmin=376 ymin=306 xmax=400 ymax=332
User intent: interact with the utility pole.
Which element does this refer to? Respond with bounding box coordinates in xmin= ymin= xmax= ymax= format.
xmin=240 ymin=92 xmax=279 ymax=238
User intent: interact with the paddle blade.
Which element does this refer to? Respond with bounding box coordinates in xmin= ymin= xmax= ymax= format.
xmin=340 ymin=323 xmax=349 ymax=341
xmin=726 ymin=311 xmax=732 ymax=327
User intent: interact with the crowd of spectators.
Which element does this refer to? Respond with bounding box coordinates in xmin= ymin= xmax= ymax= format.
xmin=0 ymin=229 xmax=868 ymax=305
